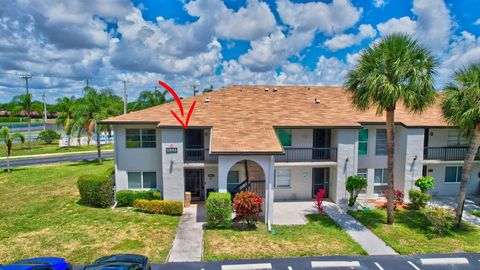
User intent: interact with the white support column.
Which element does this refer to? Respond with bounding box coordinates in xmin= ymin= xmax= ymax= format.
xmin=161 ymin=129 xmax=185 ymax=202
xmin=333 ymin=129 xmax=358 ymax=205
xmin=265 ymin=155 xmax=275 ymax=228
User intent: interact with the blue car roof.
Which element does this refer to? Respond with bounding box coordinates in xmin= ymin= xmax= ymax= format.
xmin=0 ymin=257 xmax=67 ymax=270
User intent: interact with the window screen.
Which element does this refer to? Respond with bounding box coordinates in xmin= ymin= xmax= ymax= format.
xmin=375 ymin=129 xmax=387 ymax=155
xmin=275 ymin=168 xmax=291 ymax=188
xmin=276 ymin=129 xmax=292 ymax=147
xmin=358 ymin=128 xmax=368 ymax=155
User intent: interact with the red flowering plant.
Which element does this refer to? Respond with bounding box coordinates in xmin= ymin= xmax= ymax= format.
xmin=233 ymin=191 xmax=263 ymax=227
xmin=314 ymin=189 xmax=326 ymax=213
xmin=383 ymin=189 xmax=404 ymax=210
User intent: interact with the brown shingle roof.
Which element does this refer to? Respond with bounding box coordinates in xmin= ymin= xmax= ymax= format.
xmin=103 ymin=85 xmax=448 ymax=153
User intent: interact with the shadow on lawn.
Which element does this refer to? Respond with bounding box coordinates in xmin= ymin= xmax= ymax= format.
xmin=67 ymin=159 xmax=112 ymax=167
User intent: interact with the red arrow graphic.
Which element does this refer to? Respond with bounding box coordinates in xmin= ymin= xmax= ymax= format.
xmin=158 ymin=80 xmax=196 ymax=129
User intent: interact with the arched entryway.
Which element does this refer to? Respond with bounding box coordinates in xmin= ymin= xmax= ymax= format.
xmin=227 ymin=160 xmax=266 ymax=198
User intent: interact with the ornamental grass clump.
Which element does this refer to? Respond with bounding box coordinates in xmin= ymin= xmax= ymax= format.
xmin=233 ymin=191 xmax=263 ymax=227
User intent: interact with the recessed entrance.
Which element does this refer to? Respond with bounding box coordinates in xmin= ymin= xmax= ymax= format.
xmin=227 ymin=160 xmax=266 ymax=198
xmin=312 ymin=168 xmax=329 ymax=198
xmin=185 ymin=169 xmax=204 ymax=200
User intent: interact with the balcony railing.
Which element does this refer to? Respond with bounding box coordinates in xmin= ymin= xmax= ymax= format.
xmin=275 ymin=147 xmax=337 ymax=162
xmin=184 ymin=148 xmax=218 ymax=163
xmin=424 ymin=146 xmax=480 ymax=161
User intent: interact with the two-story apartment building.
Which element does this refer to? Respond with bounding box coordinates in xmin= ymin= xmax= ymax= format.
xmin=103 ymin=86 xmax=480 ymax=213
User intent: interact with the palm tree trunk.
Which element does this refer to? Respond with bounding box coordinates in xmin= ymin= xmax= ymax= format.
xmin=96 ymin=125 xmax=102 ymax=164
xmin=5 ymin=145 xmax=10 ymax=173
xmin=67 ymin=133 xmax=71 ymax=149
xmin=386 ymin=109 xmax=395 ymax=224
xmin=455 ymin=124 xmax=480 ymax=228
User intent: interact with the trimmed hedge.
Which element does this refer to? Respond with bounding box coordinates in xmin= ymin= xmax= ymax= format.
xmin=133 ymin=199 xmax=183 ymax=215
xmin=206 ymin=192 xmax=232 ymax=228
xmin=409 ymin=190 xmax=432 ymax=210
xmin=116 ymin=190 xmax=162 ymax=207
xmin=77 ymin=174 xmax=114 ymax=208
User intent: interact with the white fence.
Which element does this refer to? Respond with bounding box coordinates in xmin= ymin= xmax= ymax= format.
xmin=59 ymin=133 xmax=114 ymax=147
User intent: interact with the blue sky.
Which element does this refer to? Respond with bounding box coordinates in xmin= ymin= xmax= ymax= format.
xmin=0 ymin=0 xmax=479 ymax=102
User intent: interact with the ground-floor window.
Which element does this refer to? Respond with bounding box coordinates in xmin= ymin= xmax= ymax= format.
xmin=445 ymin=166 xmax=462 ymax=183
xmin=127 ymin=171 xmax=157 ymax=189
xmin=275 ymin=168 xmax=291 ymax=188
xmin=357 ymin=168 xmax=368 ymax=194
xmin=374 ymin=168 xmax=388 ymax=195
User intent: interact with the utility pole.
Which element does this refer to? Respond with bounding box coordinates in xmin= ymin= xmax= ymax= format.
xmin=20 ymin=74 xmax=32 ymax=150
xmin=123 ymin=80 xmax=127 ymax=114
xmin=192 ymin=84 xmax=199 ymax=96
xmin=42 ymin=92 xmax=47 ymax=130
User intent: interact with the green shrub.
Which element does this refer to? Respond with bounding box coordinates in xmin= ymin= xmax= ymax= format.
xmin=133 ymin=199 xmax=183 ymax=215
xmin=409 ymin=190 xmax=432 ymax=210
xmin=206 ymin=192 xmax=232 ymax=228
xmin=77 ymin=174 xmax=114 ymax=208
xmin=38 ymin=130 xmax=61 ymax=144
xmin=346 ymin=175 xmax=368 ymax=207
xmin=423 ymin=206 xmax=454 ymax=235
xmin=415 ymin=176 xmax=435 ymax=193
xmin=116 ymin=190 xmax=162 ymax=207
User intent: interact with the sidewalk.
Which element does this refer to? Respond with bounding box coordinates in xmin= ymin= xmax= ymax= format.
xmin=323 ymin=202 xmax=398 ymax=256
xmin=167 ymin=203 xmax=205 ymax=262
xmin=0 ymin=149 xmax=114 ymax=160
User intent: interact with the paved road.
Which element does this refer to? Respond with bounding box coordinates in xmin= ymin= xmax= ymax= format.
xmin=152 ymin=253 xmax=480 ymax=270
xmin=0 ymin=152 xmax=114 ymax=168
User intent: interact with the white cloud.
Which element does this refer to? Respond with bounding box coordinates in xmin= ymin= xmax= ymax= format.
xmin=276 ymin=0 xmax=362 ymax=35
xmin=474 ymin=18 xmax=480 ymax=25
xmin=324 ymin=24 xmax=377 ymax=51
xmin=377 ymin=17 xmax=417 ymax=36
xmin=436 ymin=31 xmax=480 ymax=87
xmin=186 ymin=0 xmax=277 ymax=41
xmin=238 ymin=29 xmax=315 ymax=72
xmin=412 ymin=0 xmax=451 ymax=53
xmin=373 ymin=0 xmax=387 ymax=8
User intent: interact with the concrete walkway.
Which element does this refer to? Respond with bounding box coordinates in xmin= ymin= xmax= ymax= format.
xmin=431 ymin=196 xmax=480 ymax=226
xmin=323 ymin=202 xmax=398 ymax=256
xmin=167 ymin=203 xmax=205 ymax=262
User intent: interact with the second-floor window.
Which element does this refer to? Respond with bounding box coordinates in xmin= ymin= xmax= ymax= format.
xmin=126 ymin=129 xmax=156 ymax=148
xmin=276 ymin=129 xmax=292 ymax=147
xmin=447 ymin=130 xmax=469 ymax=146
xmin=375 ymin=129 xmax=387 ymax=155
xmin=358 ymin=128 xmax=368 ymax=155
xmin=445 ymin=166 xmax=462 ymax=183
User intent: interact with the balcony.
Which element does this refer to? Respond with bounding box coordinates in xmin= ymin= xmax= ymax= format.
xmin=184 ymin=148 xmax=218 ymax=163
xmin=424 ymin=147 xmax=480 ymax=161
xmin=275 ymin=147 xmax=337 ymax=163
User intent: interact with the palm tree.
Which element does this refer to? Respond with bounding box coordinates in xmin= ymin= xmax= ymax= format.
xmin=441 ymin=63 xmax=480 ymax=228
xmin=82 ymin=87 xmax=122 ymax=163
xmin=12 ymin=94 xmax=32 ymax=150
xmin=133 ymin=88 xmax=168 ymax=111
xmin=0 ymin=126 xmax=25 ymax=172
xmin=56 ymin=96 xmax=76 ymax=148
xmin=345 ymin=34 xmax=437 ymax=224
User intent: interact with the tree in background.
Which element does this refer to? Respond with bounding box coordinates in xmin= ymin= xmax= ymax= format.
xmin=56 ymin=96 xmax=76 ymax=148
xmin=0 ymin=126 xmax=25 ymax=172
xmin=441 ymin=63 xmax=480 ymax=228
xmin=132 ymin=88 xmax=168 ymax=111
xmin=345 ymin=34 xmax=437 ymax=224
xmin=11 ymin=94 xmax=33 ymax=150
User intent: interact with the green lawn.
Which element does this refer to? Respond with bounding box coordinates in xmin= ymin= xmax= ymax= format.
xmin=0 ymin=140 xmax=113 ymax=157
xmin=0 ymin=160 xmax=180 ymax=264
xmin=203 ymin=214 xmax=366 ymax=261
xmin=349 ymin=209 xmax=480 ymax=254
xmin=470 ymin=211 xmax=480 ymax=218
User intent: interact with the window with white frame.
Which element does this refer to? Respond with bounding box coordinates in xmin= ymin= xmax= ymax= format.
xmin=275 ymin=168 xmax=291 ymax=188
xmin=374 ymin=168 xmax=388 ymax=194
xmin=447 ymin=130 xmax=469 ymax=146
xmin=358 ymin=128 xmax=368 ymax=155
xmin=375 ymin=129 xmax=387 ymax=155
xmin=126 ymin=129 xmax=156 ymax=148
xmin=445 ymin=166 xmax=462 ymax=183
xmin=127 ymin=172 xmax=157 ymax=189
xmin=357 ymin=168 xmax=368 ymax=194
